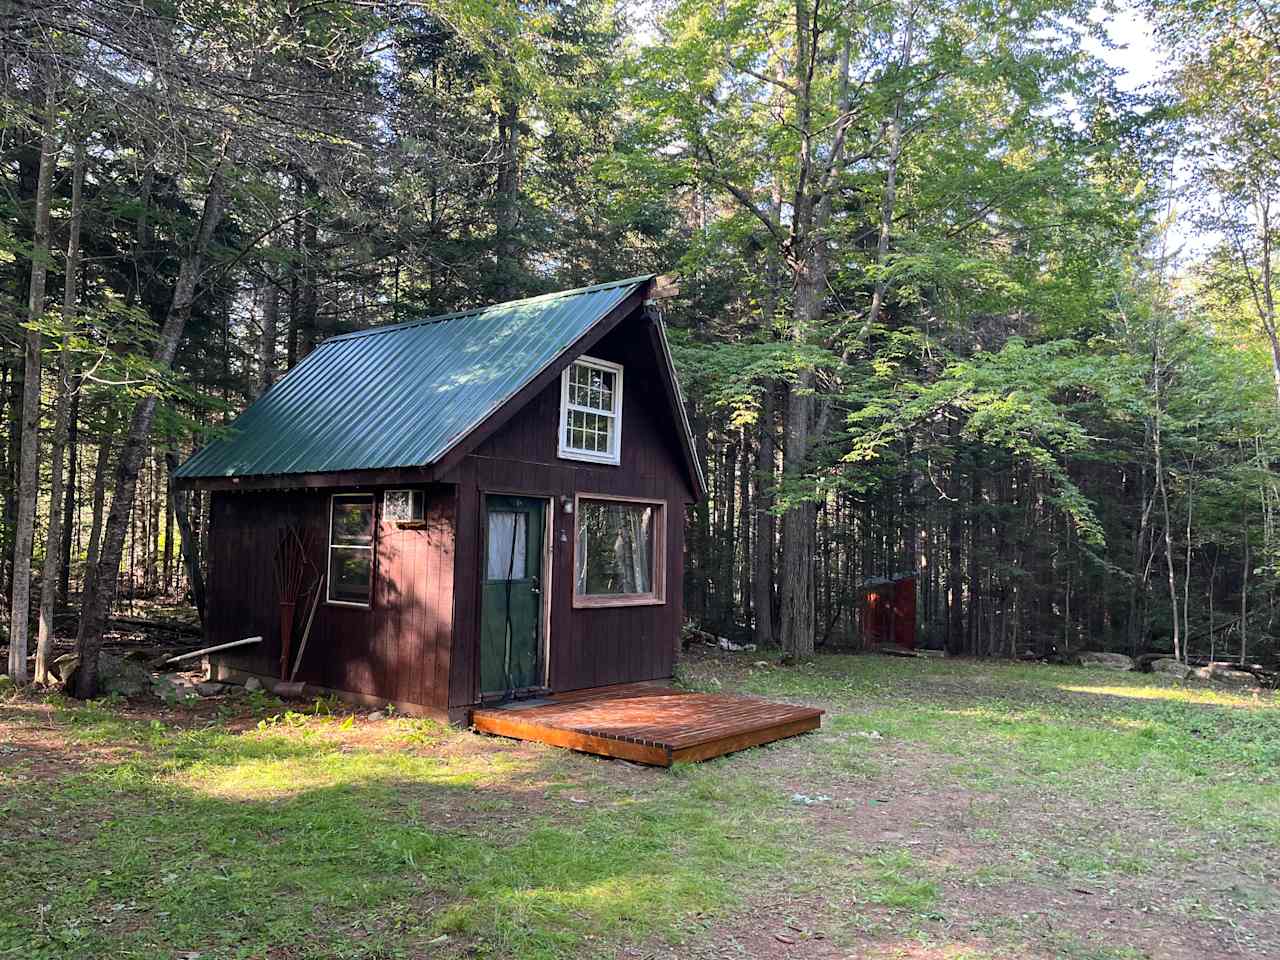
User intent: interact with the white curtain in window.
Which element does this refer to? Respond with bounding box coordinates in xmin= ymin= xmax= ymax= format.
xmin=487 ymin=512 xmax=527 ymax=580
xmin=622 ymin=508 xmax=651 ymax=593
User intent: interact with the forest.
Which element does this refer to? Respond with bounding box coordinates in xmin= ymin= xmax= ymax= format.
xmin=1 ymin=0 xmax=1278 ymax=687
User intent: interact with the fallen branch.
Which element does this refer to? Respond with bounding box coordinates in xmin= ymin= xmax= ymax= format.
xmin=109 ymin=615 xmax=202 ymax=635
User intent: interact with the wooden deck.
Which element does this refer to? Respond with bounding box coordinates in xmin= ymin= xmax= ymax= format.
xmin=471 ymin=682 xmax=824 ymax=766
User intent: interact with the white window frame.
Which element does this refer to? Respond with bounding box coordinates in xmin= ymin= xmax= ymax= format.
xmin=557 ymin=355 xmax=623 ymax=466
xmin=327 ymin=493 xmax=375 ymax=608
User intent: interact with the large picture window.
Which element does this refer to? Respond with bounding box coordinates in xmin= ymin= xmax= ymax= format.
xmin=558 ymin=357 xmax=623 ymax=465
xmin=328 ymin=493 xmax=374 ymax=606
xmin=573 ymin=496 xmax=664 ymax=607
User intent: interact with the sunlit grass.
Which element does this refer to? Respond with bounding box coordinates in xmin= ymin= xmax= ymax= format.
xmin=4 ymin=654 xmax=1279 ymax=958
xmin=1056 ymin=682 xmax=1269 ymax=707
xmin=0 ymin=695 xmax=801 ymax=960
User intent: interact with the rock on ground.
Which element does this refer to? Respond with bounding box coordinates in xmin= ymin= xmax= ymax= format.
xmin=1075 ymin=651 xmax=1134 ymax=671
xmin=51 ymin=653 xmax=80 ymax=685
xmin=54 ymin=652 xmax=152 ymax=697
xmin=153 ymin=673 xmax=196 ymax=701
xmin=1152 ymin=658 xmax=1192 ymax=680
xmin=97 ymin=653 xmax=153 ymax=697
xmin=1209 ymin=665 xmax=1258 ymax=688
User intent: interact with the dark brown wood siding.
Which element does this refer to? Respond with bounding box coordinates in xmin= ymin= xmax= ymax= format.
xmin=205 ymin=483 xmax=455 ymax=714
xmin=444 ymin=312 xmax=695 ymax=707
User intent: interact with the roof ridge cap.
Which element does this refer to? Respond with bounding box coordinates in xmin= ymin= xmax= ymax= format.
xmin=319 ymin=275 xmax=655 ymax=346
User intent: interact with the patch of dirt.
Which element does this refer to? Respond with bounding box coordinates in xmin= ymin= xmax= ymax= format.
xmin=637 ymin=649 xmax=1280 ymax=960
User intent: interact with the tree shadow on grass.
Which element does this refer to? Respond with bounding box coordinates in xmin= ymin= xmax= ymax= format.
xmin=1 ymin=718 xmax=787 ymax=960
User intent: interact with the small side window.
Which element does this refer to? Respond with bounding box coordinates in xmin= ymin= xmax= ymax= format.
xmin=328 ymin=493 xmax=374 ymax=606
xmin=384 ymin=489 xmax=424 ymax=523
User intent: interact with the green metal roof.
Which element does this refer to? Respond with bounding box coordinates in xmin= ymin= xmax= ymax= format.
xmin=175 ymin=276 xmax=654 ymax=480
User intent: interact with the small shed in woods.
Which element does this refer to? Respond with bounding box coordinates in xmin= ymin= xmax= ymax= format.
xmin=175 ymin=276 xmax=706 ymax=722
xmin=861 ymin=574 xmax=917 ymax=650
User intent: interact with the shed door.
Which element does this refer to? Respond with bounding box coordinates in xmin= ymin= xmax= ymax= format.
xmin=481 ymin=496 xmax=546 ymax=696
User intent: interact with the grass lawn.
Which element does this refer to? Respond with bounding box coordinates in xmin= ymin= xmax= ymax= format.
xmin=2 ymin=650 xmax=1278 ymax=959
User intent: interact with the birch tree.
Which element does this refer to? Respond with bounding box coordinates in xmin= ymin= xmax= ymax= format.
xmin=34 ymin=132 xmax=85 ymax=684
xmin=7 ymin=84 xmax=57 ymax=683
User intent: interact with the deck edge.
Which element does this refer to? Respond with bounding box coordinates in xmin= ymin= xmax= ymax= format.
xmin=472 ymin=710 xmax=673 ymax=766
xmin=670 ymin=714 xmax=822 ymax=764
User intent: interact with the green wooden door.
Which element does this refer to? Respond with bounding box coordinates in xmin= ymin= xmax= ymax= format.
xmin=480 ymin=496 xmax=546 ymax=695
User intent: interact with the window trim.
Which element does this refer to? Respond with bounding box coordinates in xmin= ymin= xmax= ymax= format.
xmin=327 ymin=492 xmax=375 ymax=608
xmin=571 ymin=493 xmax=666 ymax=609
xmin=557 ymin=356 xmax=624 ymax=466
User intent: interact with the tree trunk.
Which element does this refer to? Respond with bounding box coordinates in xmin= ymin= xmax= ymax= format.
xmin=259 ymin=266 xmax=279 ymax=395
xmin=946 ymin=428 xmax=965 ymax=654
xmin=737 ymin=431 xmax=752 ymax=627
xmin=779 ymin=378 xmax=817 ymax=659
xmin=493 ymin=89 xmax=521 ymax=301
xmin=287 ymin=175 xmax=302 ymax=368
xmin=1255 ymin=197 xmax=1280 ymax=409
xmin=1126 ymin=428 xmax=1153 ymax=653
xmin=58 ymin=387 xmax=79 ymax=606
xmin=164 ymin=450 xmax=206 ymax=626
xmin=1152 ymin=355 xmax=1180 ymax=662
xmin=162 ymin=460 xmax=175 ymax=593
xmin=1181 ymin=475 xmax=1194 ymax=657
xmin=861 ymin=11 xmax=915 ymax=339
xmin=752 ymin=386 xmax=776 ymax=646
xmin=299 ymin=203 xmax=319 ymax=357
xmin=1240 ymin=516 xmax=1249 ymax=663
xmin=83 ymin=410 xmax=116 ymax=598
xmin=8 ymin=87 xmax=58 ymax=683
xmin=4 ymin=82 xmax=42 ymax=606
xmin=721 ymin=438 xmax=738 ymax=625
xmin=73 ymin=157 xmax=229 ymax=698
xmin=35 ymin=137 xmax=86 ymax=683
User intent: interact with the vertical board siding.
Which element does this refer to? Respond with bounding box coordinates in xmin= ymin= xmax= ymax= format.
xmin=206 ymin=483 xmax=455 ymax=713
xmin=445 ymin=312 xmax=693 ymax=706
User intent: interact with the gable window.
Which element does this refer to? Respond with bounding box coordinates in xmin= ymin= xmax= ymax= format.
xmin=558 ymin=356 xmax=623 ymax=465
xmin=573 ymin=495 xmax=665 ymax=607
xmin=328 ymin=493 xmax=375 ymax=606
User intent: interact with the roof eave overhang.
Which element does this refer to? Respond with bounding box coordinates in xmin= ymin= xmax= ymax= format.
xmin=172 ymin=463 xmax=436 ymax=493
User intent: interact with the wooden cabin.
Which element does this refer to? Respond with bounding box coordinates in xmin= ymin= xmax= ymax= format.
xmin=175 ymin=276 xmax=706 ymax=722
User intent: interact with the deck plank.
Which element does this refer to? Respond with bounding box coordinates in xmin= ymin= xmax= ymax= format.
xmin=471 ymin=685 xmax=823 ymax=766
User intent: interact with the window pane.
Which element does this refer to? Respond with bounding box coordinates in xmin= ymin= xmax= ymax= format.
xmin=575 ymin=500 xmax=655 ymax=596
xmin=332 ymin=496 xmax=374 ymax=544
xmin=384 ymin=489 xmax=422 ymax=522
xmin=566 ymin=409 xmax=615 ymax=455
xmin=330 ymin=547 xmax=371 ymax=603
xmin=568 ymin=363 xmax=615 ymax=412
xmin=595 ymin=368 xmax=615 ymax=409
xmin=487 ymin=512 xmax=528 ymax=580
